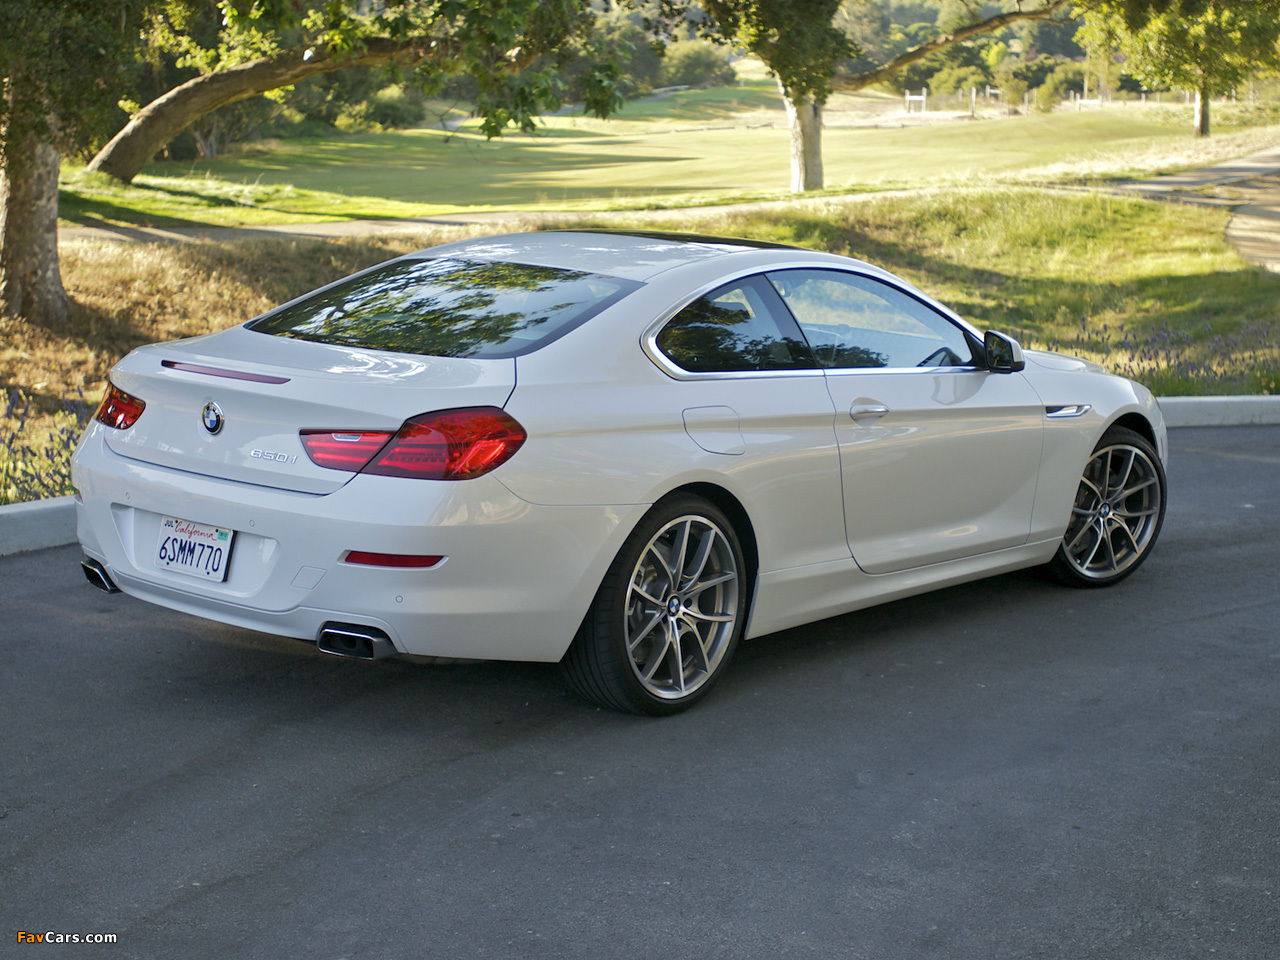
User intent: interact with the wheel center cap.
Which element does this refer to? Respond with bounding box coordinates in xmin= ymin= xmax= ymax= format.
xmin=1099 ymin=503 xmax=1113 ymax=519
xmin=667 ymin=597 xmax=682 ymax=617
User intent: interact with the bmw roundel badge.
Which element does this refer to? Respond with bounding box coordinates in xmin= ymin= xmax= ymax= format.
xmin=201 ymin=401 xmax=225 ymax=435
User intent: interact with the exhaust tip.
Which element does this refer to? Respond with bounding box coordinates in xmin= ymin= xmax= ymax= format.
xmin=316 ymin=622 xmax=397 ymax=661
xmin=81 ymin=558 xmax=121 ymax=594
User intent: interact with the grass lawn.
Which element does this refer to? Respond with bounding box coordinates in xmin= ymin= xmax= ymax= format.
xmin=59 ymin=84 xmax=1280 ymax=229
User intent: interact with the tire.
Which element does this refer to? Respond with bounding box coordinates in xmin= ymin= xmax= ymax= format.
xmin=1047 ymin=426 xmax=1166 ymax=587
xmin=562 ymin=494 xmax=747 ymax=716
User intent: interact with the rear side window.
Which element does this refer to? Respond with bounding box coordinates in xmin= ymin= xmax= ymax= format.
xmin=248 ymin=258 xmax=638 ymax=359
xmin=655 ymin=276 xmax=817 ymax=373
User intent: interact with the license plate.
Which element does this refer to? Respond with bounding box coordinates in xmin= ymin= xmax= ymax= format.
xmin=156 ymin=516 xmax=235 ymax=582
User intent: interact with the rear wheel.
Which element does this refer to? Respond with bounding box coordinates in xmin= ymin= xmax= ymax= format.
xmin=562 ymin=494 xmax=746 ymax=716
xmin=1047 ymin=426 xmax=1166 ymax=587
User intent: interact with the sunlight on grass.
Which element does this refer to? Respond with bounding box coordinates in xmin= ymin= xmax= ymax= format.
xmin=60 ymin=93 xmax=1280 ymax=228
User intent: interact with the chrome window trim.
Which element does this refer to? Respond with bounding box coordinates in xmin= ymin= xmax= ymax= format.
xmin=643 ymin=260 xmax=985 ymax=382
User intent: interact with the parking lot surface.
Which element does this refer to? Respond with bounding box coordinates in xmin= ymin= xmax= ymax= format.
xmin=2 ymin=425 xmax=1278 ymax=959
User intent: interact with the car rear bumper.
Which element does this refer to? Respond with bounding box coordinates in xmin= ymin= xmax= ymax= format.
xmin=72 ymin=425 xmax=641 ymax=662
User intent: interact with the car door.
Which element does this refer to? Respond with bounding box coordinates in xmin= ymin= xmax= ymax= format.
xmin=647 ymin=274 xmax=849 ymax=573
xmin=767 ymin=268 xmax=1045 ymax=575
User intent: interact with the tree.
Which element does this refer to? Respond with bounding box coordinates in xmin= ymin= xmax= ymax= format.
xmin=696 ymin=0 xmax=854 ymax=192
xmin=88 ymin=0 xmax=625 ymax=184
xmin=686 ymin=0 xmax=1074 ymax=192
xmin=1080 ymin=1 xmax=1280 ymax=136
xmin=1 ymin=0 xmax=168 ymax=327
xmin=1 ymin=0 xmax=620 ymax=326
xmin=659 ymin=1 xmax=1280 ymax=193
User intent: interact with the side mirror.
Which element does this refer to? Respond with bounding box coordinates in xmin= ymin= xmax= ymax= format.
xmin=984 ymin=331 xmax=1026 ymax=373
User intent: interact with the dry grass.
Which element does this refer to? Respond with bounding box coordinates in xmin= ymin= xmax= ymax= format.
xmin=1 ymin=226 xmax=497 ymax=503
xmin=2 ymin=226 xmax=493 ymax=413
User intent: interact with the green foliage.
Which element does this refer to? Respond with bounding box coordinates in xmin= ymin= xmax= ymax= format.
xmin=1085 ymin=0 xmax=1280 ymax=32
xmin=888 ymin=2 xmax=939 ymax=27
xmin=982 ymin=41 xmax=1011 ymax=77
xmin=1036 ymin=61 xmax=1085 ymax=111
xmin=690 ymin=0 xmax=855 ymax=100
xmin=835 ymin=0 xmax=894 ymax=72
xmin=998 ymin=70 xmax=1029 ymax=111
xmin=1018 ymin=13 xmax=1085 ymax=59
xmin=134 ymin=1 xmax=627 ymax=140
xmin=562 ymin=11 xmax=665 ymax=99
xmin=1080 ymin=1 xmax=1280 ymax=97
xmin=0 ymin=0 xmax=174 ymax=161
xmin=658 ymin=41 xmax=737 ymax=88
xmin=896 ymin=29 xmax=988 ymax=94
xmin=929 ymin=65 xmax=988 ymax=96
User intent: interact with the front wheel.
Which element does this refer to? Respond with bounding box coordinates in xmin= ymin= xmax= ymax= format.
xmin=562 ymin=494 xmax=747 ymax=716
xmin=1047 ymin=426 xmax=1166 ymax=587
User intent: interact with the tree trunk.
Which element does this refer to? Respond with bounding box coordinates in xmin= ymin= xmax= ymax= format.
xmin=1194 ymin=85 xmax=1210 ymax=137
xmin=783 ymin=87 xmax=823 ymax=193
xmin=0 ymin=132 xmax=70 ymax=326
xmin=192 ymin=123 xmax=221 ymax=160
xmin=86 ymin=38 xmax=440 ymax=184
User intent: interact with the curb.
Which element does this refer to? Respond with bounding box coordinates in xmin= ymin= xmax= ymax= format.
xmin=0 ymin=495 xmax=77 ymax=557
xmin=3 ymin=397 xmax=1280 ymax=558
xmin=1157 ymin=395 xmax=1280 ymax=427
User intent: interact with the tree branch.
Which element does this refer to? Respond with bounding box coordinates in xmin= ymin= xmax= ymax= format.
xmin=83 ymin=33 xmax=500 ymax=183
xmin=832 ymin=0 xmax=1073 ymax=92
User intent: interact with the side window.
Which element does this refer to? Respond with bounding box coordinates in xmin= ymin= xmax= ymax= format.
xmin=767 ymin=269 xmax=975 ymax=369
xmin=655 ymin=276 xmax=817 ymax=373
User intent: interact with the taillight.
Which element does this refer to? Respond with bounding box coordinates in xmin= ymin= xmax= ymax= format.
xmin=299 ymin=431 xmax=394 ymax=471
xmin=301 ymin=407 xmax=526 ymax=481
xmin=94 ymin=381 xmax=146 ymax=430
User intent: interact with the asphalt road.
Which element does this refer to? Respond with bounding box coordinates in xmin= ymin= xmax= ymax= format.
xmin=3 ymin=425 xmax=1278 ymax=960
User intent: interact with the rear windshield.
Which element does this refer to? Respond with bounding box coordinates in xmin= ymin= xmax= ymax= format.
xmin=247 ymin=257 xmax=639 ymax=358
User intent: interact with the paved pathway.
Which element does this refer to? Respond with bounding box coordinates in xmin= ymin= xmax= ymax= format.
xmin=1110 ymin=144 xmax=1280 ymax=272
xmin=58 ymin=146 xmax=1280 ymax=271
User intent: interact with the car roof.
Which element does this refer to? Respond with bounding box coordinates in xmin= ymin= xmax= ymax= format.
xmin=406 ymin=230 xmax=828 ymax=282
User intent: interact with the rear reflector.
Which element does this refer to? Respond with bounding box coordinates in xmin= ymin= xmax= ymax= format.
xmin=94 ymin=381 xmax=147 ymax=430
xmin=343 ymin=551 xmax=444 ymax=568
xmin=301 ymin=407 xmax=526 ymax=481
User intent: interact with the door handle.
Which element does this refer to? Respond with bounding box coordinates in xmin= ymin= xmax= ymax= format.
xmin=849 ymin=403 xmax=889 ymax=422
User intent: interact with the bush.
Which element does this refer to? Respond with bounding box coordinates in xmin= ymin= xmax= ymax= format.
xmin=334 ymin=85 xmax=428 ymax=132
xmin=1036 ymin=62 xmax=1085 ymax=112
xmin=930 ymin=65 xmax=988 ymax=97
xmin=658 ymin=41 xmax=736 ymax=88
xmin=366 ymin=85 xmax=427 ymax=129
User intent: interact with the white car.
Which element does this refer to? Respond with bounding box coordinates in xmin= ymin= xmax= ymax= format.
xmin=72 ymin=231 xmax=1167 ymax=714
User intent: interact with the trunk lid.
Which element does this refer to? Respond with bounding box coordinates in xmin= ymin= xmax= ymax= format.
xmin=102 ymin=326 xmax=516 ymax=494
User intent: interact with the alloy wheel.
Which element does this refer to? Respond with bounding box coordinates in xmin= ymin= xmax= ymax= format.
xmin=623 ymin=514 xmax=740 ymax=701
xmin=1061 ymin=440 xmax=1163 ymax=581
